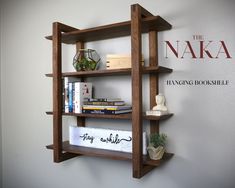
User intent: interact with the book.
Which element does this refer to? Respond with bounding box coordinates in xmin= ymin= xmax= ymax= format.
xmin=68 ymin=82 xmax=74 ymax=113
xmin=82 ymin=109 xmax=132 ymax=115
xmin=146 ymin=110 xmax=169 ymax=116
xmin=82 ymin=105 xmax=132 ymax=111
xmin=83 ymin=101 xmax=125 ymax=106
xmin=74 ymin=82 xmax=92 ymax=113
xmin=87 ymin=98 xmax=122 ymax=102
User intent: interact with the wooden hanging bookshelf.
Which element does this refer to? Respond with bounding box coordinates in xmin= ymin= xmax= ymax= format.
xmin=45 ymin=3 xmax=173 ymax=179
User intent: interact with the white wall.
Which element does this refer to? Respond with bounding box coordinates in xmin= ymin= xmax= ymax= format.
xmin=1 ymin=0 xmax=235 ymax=188
xmin=0 ymin=1 xmax=2 ymax=186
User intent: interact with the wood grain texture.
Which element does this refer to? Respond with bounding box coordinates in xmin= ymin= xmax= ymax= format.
xmin=46 ymin=111 xmax=173 ymax=121
xmin=46 ymin=4 xmax=173 ymax=178
xmin=75 ymin=41 xmax=86 ymax=127
xmin=149 ymin=31 xmax=160 ymax=134
xmin=46 ymin=141 xmax=174 ymax=165
xmin=45 ymin=66 xmax=172 ymax=78
xmin=131 ymin=4 xmax=143 ymax=179
xmin=45 ymin=16 xmax=172 ymax=44
xmin=52 ymin=22 xmax=79 ymax=162
xmin=52 ymin=22 xmax=63 ymax=162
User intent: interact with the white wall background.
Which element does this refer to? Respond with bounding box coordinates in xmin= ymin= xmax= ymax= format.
xmin=1 ymin=0 xmax=235 ymax=187
xmin=0 ymin=0 xmax=2 ymax=185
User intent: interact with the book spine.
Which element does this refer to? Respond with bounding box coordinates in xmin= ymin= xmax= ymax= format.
xmin=87 ymin=98 xmax=122 ymax=102
xmin=88 ymin=98 xmax=108 ymax=102
xmin=82 ymin=109 xmax=132 ymax=114
xmin=62 ymin=77 xmax=65 ymax=112
xmin=83 ymin=101 xmax=125 ymax=106
xmin=82 ymin=109 xmax=116 ymax=114
xmin=68 ymin=82 xmax=74 ymax=113
xmin=64 ymin=78 xmax=69 ymax=113
xmin=74 ymin=82 xmax=92 ymax=113
xmin=64 ymin=77 xmax=81 ymax=113
xmin=74 ymin=82 xmax=81 ymax=113
xmin=82 ymin=106 xmax=119 ymax=110
xmin=82 ymin=105 xmax=131 ymax=110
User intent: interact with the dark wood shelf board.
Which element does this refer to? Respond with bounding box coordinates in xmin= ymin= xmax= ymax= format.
xmin=45 ymin=66 xmax=173 ymax=78
xmin=45 ymin=16 xmax=172 ymax=44
xmin=46 ymin=111 xmax=131 ymax=119
xmin=46 ymin=141 xmax=132 ymax=161
xmin=46 ymin=111 xmax=173 ymax=121
xmin=143 ymin=153 xmax=174 ymax=166
xmin=144 ymin=113 xmax=174 ymax=120
xmin=46 ymin=141 xmax=174 ymax=166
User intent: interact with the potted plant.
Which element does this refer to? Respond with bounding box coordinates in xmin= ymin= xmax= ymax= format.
xmin=73 ymin=49 xmax=101 ymax=71
xmin=147 ymin=133 xmax=167 ymax=160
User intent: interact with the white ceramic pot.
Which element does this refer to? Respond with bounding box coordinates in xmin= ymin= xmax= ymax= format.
xmin=147 ymin=146 xmax=165 ymax=160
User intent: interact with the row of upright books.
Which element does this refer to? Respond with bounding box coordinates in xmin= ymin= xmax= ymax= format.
xmin=63 ymin=77 xmax=92 ymax=113
xmin=63 ymin=77 xmax=132 ymax=115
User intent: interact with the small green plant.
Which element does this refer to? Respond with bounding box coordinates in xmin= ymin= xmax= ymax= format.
xmin=149 ymin=133 xmax=167 ymax=148
xmin=73 ymin=49 xmax=100 ymax=71
xmin=74 ymin=57 xmax=97 ymax=71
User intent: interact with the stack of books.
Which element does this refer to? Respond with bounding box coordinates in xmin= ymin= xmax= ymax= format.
xmin=82 ymin=98 xmax=132 ymax=114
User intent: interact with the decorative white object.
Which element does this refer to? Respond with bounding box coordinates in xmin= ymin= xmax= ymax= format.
xmin=69 ymin=126 xmax=147 ymax=155
xmin=152 ymin=93 xmax=168 ymax=111
xmin=146 ymin=93 xmax=169 ymax=116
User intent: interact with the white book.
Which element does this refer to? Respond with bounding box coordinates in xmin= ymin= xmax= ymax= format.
xmin=74 ymin=82 xmax=92 ymax=113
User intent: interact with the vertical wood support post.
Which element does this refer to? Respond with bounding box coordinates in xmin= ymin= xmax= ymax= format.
xmin=131 ymin=4 xmax=160 ymax=178
xmin=76 ymin=42 xmax=86 ymax=127
xmin=149 ymin=31 xmax=159 ymax=134
xmin=131 ymin=4 xmax=143 ymax=178
xmin=52 ymin=22 xmax=79 ymax=162
xmin=52 ymin=22 xmax=63 ymax=162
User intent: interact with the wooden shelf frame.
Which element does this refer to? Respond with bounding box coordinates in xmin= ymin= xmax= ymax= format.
xmin=45 ymin=66 xmax=172 ymax=78
xmin=46 ymin=111 xmax=173 ymax=121
xmin=46 ymin=3 xmax=173 ymax=179
xmin=46 ymin=141 xmax=174 ymax=166
xmin=45 ymin=15 xmax=171 ymax=44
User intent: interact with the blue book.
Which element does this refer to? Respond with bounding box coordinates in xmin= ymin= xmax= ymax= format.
xmin=68 ymin=82 xmax=74 ymax=113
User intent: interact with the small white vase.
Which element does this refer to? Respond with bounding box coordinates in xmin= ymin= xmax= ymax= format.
xmin=147 ymin=146 xmax=165 ymax=160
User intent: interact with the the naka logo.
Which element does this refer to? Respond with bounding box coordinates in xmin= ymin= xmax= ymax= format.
xmin=165 ymin=35 xmax=232 ymax=59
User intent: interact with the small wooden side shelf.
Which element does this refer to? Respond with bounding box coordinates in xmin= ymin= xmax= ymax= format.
xmin=45 ymin=3 xmax=173 ymax=179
